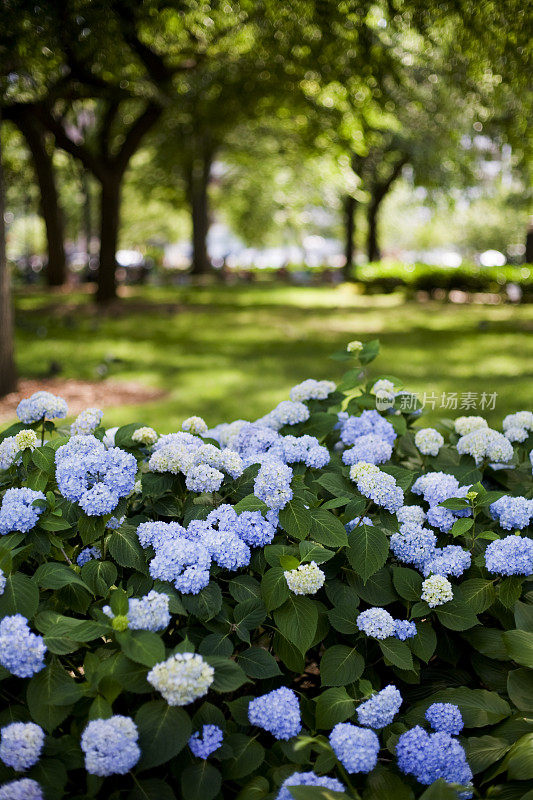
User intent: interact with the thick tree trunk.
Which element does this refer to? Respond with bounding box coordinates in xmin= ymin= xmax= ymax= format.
xmin=343 ymin=195 xmax=357 ymax=281
xmin=15 ymin=112 xmax=66 ymax=286
xmin=526 ymin=219 xmax=533 ymax=264
xmin=367 ymin=197 xmax=381 ymax=263
xmin=0 ymin=117 xmax=17 ymax=396
xmin=96 ymin=175 xmax=121 ymax=304
xmin=81 ymin=170 xmax=92 ymax=257
xmin=187 ymin=155 xmax=212 ymax=276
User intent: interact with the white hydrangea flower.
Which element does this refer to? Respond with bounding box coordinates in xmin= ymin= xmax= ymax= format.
xmin=14 ymin=429 xmax=38 ymax=451
xmin=421 ymin=575 xmax=453 ymax=607
xmin=149 ymin=444 xmax=195 ymax=475
xmin=289 ymin=379 xmax=336 ymax=402
xmin=457 ymin=428 xmax=514 ymax=465
xmin=504 ymin=426 xmax=528 ymax=443
xmin=103 ymin=427 xmax=119 ymax=449
xmin=284 ymin=562 xmax=325 ymax=595
xmin=147 ymin=653 xmax=214 ymax=706
xmin=454 ymin=416 xmax=488 ymax=436
xmin=347 ymin=340 xmax=363 ymax=353
xmin=372 ymin=379 xmax=395 ymax=395
xmin=182 ymin=416 xmax=208 ymax=436
xmin=0 ymin=437 xmax=18 ymax=470
xmin=132 ymin=426 xmax=158 ymax=445
xmin=502 ymin=411 xmax=533 ymax=432
xmin=414 ymin=428 xmax=444 ymax=456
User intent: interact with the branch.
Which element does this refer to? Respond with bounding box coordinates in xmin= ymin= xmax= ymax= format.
xmin=31 ymin=104 xmax=105 ymax=181
xmin=112 ymin=102 xmax=162 ymax=174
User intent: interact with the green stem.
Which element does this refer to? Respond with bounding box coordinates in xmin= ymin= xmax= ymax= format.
xmin=40 ymin=416 xmax=46 ymax=446
xmin=336 ymin=761 xmax=361 ymax=799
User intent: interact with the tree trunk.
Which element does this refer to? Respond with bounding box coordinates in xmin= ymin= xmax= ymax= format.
xmin=15 ymin=112 xmax=66 ymax=286
xmin=526 ymin=218 xmax=533 ymax=264
xmin=343 ymin=195 xmax=357 ymax=280
xmin=96 ymin=175 xmax=121 ymax=304
xmin=0 ymin=117 xmax=17 ymax=396
xmin=367 ymin=197 xmax=381 ymax=263
xmin=187 ymin=154 xmax=212 ymax=276
xmin=81 ymin=169 xmax=92 ymax=257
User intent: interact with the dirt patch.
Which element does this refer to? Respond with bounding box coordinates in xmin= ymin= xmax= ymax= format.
xmin=0 ymin=379 xmax=166 ymax=423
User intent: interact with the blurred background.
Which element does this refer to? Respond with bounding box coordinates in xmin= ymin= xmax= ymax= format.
xmin=0 ymin=0 xmax=531 ymax=430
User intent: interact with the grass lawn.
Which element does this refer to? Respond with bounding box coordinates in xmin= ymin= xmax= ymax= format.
xmin=11 ymin=283 xmax=533 ymax=431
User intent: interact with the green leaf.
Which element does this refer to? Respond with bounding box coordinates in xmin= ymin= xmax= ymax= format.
xmin=272 ymin=632 xmax=305 ymax=673
xmin=298 ymin=541 xmax=335 ymax=564
xmin=235 ymin=776 xmax=269 ymax=800
xmin=128 ymin=779 xmax=176 ymax=800
xmin=136 ymin=699 xmax=191 ymax=770
xmin=346 ymin=524 xmax=388 ymax=582
xmin=379 ymin=638 xmax=414 ymax=671
xmin=0 ymin=572 xmax=39 ymax=618
xmin=515 ymin=600 xmax=533 ymax=632
xmin=315 ymin=687 xmax=355 ymax=729
xmin=274 ymin=596 xmax=318 ymax=654
xmin=468 ymin=627 xmax=508 ymax=660
xmin=499 ymin=576 xmax=524 ymax=609
xmin=315 ymin=472 xmax=355 ymax=499
xmin=439 ymin=498 xmax=470 ymax=510
xmin=408 ymin=621 xmax=436 ymax=663
xmin=116 ymin=630 xmax=165 ymax=667
xmin=199 ymin=633 xmax=233 ymax=658
xmin=464 ymin=735 xmax=511 ymax=774
xmin=27 ymin=662 xmax=83 ymax=731
xmin=352 ymin=567 xmax=397 ymax=605
xmin=108 ymin=527 xmax=147 ymax=572
xmin=261 ymin=567 xmax=290 ymax=611
xmin=238 ymin=647 xmax=281 ymax=679
xmin=181 ymin=762 xmax=221 ymax=800
xmin=223 ymin=733 xmax=265 ymax=780
xmin=310 ymin=509 xmax=348 ymax=547
xmin=182 ymin=583 xmax=222 ymax=621
xmin=435 ymin=597 xmax=478 ymax=631
xmin=450 ymin=518 xmax=474 ymax=537
xmin=320 ymin=645 xmax=364 ymax=686
xmin=507 ymin=669 xmax=533 ymax=712
xmin=279 ymin=499 xmax=312 ymax=541
xmin=506 ymin=733 xmax=533 ymax=780
xmin=362 ymin=765 xmax=414 ymax=800
xmin=419 ymin=780 xmax=463 ymax=800
xmin=234 ymin=495 xmax=268 ymax=514
xmin=427 ymin=687 xmax=511 ymax=727
xmin=114 ymin=422 xmax=144 ymax=448
xmin=207 ymin=656 xmax=249 ymax=692
xmin=392 ymin=567 xmax=423 ymax=601
xmin=289 ymin=789 xmax=347 ymax=800
xmin=229 ymin=575 xmax=261 ymax=603
xmin=504 ymin=630 xmax=533 ymax=668
xmin=81 ymin=560 xmax=117 ymax=596
xmin=31 ymin=758 xmax=68 ymax=798
xmin=33 ymin=562 xmax=91 ymax=593
xmin=460 ymin=579 xmax=496 ymax=614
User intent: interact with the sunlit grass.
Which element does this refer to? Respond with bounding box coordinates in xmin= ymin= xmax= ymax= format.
xmin=12 ymin=284 xmax=533 ymax=431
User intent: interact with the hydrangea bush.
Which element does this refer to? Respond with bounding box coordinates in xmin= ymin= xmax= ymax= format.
xmin=0 ymin=340 xmax=531 ymax=800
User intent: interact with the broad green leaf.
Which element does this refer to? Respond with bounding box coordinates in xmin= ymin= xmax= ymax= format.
xmin=347 ymin=524 xmax=389 ymax=582
xmin=392 ymin=567 xmax=423 ymax=601
xmin=279 ymin=499 xmax=312 ymax=541
xmin=33 ymin=562 xmax=91 ymax=593
xmin=460 ymin=579 xmax=496 ymax=614
xmin=108 ymin=527 xmax=147 ymax=572
xmin=506 ymin=733 xmax=533 ymax=780
xmin=181 ymin=762 xmax=221 ymax=800
xmin=499 ymin=576 xmax=524 ymax=609
xmin=435 ymin=598 xmax=478 ymax=631
xmin=136 ymin=699 xmax=191 ymax=770
xmin=504 ymin=630 xmax=533 ymax=668
xmin=0 ymin=572 xmax=39 ymax=618
xmin=507 ymin=669 xmax=533 ymax=712
xmin=320 ymin=645 xmax=364 ymax=686
xmin=129 ymin=779 xmax=176 ymax=800
xmin=299 ymin=541 xmax=335 ymax=564
xmin=261 ymin=567 xmax=290 ymax=611
xmin=310 ymin=509 xmax=348 ymax=548
xmin=274 ymin=596 xmax=318 ymax=654
xmin=116 ymin=630 xmax=165 ymax=667
xmin=27 ymin=662 xmax=83 ymax=731
xmin=465 ymin=735 xmax=511 ymax=774
xmin=315 ymin=687 xmax=355 ymax=729
xmin=223 ymin=733 xmax=265 ymax=780
xmin=182 ymin=583 xmax=222 ymax=621
xmin=81 ymin=560 xmax=117 ymax=596
xmin=207 ymin=656 xmax=249 ymax=692
xmin=238 ymin=647 xmax=281 ymax=679
xmin=379 ymin=638 xmax=414 ymax=671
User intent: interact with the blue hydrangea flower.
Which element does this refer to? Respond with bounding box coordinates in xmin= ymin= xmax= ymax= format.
xmin=254 ymin=459 xmax=293 ymax=510
xmin=104 ymin=591 xmax=170 ymax=631
xmin=490 ymin=496 xmax=533 ymax=531
xmin=16 ymin=391 xmax=67 ymax=423
xmin=357 ymin=608 xmax=395 ymax=639
xmin=357 ymin=685 xmax=402 ymax=728
xmin=81 ymin=716 xmax=140 ymax=776
xmin=276 ymin=772 xmax=345 ymax=800
xmin=282 ymin=435 xmax=330 ymax=468
xmin=248 ymin=687 xmax=301 ymax=740
xmin=0 ymin=488 xmax=45 ymax=535
xmin=425 ymin=703 xmax=464 ymax=735
xmin=185 ymin=463 xmax=225 ymax=493
xmin=340 ymin=410 xmax=396 ymax=447
xmin=137 ymin=520 xmax=186 ymax=550
xmin=268 ymin=400 xmax=310 ymax=429
xmin=202 ymin=527 xmax=251 ymax=570
xmin=346 ymin=516 xmax=373 ymax=532
xmin=148 ymin=537 xmax=211 ymax=594
xmin=394 ymin=620 xmax=417 ymax=640
xmin=79 ymin=483 xmax=118 ymax=516
xmin=390 ymin=524 xmax=437 ymax=570
xmin=106 ymin=515 xmax=125 ymax=530
xmin=397 ymin=505 xmax=426 ymax=525
xmin=396 ymin=725 xmax=473 ymax=795
xmin=189 ymin=725 xmax=223 ymax=759
xmin=412 ymin=472 xmax=460 ymax=506
xmin=349 ymin=462 xmax=404 ymax=512
xmin=342 ymin=434 xmax=393 ymax=466
xmin=0 ymin=722 xmax=44 ymax=771
xmin=70 ymin=408 xmax=103 ymax=435
xmin=235 ymin=511 xmax=276 ymax=547
xmin=485 ymin=535 xmax=533 ymax=576
xmin=77 ymin=546 xmax=102 ymax=567
xmin=231 ymin=423 xmax=282 ymax=464
xmin=289 ymin=379 xmax=336 ymax=402
xmin=0 ymin=569 xmax=5 ymax=595
xmin=422 ymin=546 xmax=471 ymax=578
xmin=0 ymin=436 xmax=19 ymax=470
xmin=0 ymin=615 xmax=46 ymax=677
xmin=329 ymin=723 xmax=380 ymax=773
xmin=0 ymin=779 xmax=43 ymax=800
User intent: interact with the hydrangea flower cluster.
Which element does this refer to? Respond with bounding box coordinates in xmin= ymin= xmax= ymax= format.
xmin=457 ymin=428 xmax=514 ymax=465
xmin=422 ymin=545 xmax=471 ymax=578
xmin=16 ymin=391 xmax=67 ymax=423
xmin=0 ymin=615 xmax=46 ymax=677
xmin=284 ymin=562 xmax=325 ymax=595
xmin=0 ymin=779 xmax=43 ymax=799
xmin=146 ymin=533 xmax=212 ymax=594
xmin=357 ymin=685 xmax=402 ymax=728
xmin=339 ymin=409 xmax=396 ymax=447
xmin=454 ymin=415 xmax=488 ymax=436
xmin=0 ymin=488 xmax=45 ymax=534
xmin=390 ymin=523 xmax=437 ymax=571
xmin=149 ymin=433 xmax=244 ymax=491
xmin=132 ymin=426 xmax=158 ymax=445
xmin=357 ymin=608 xmax=416 ymax=640
xmin=484 ymin=535 xmax=533 ymax=576
xmin=248 ymin=688 xmax=301 ymax=740
xmin=277 ymin=772 xmax=345 ymax=800
xmin=264 ymin=400 xmax=310 ymax=430
xmin=421 ymin=575 xmax=454 ymax=607
xmin=490 ymin=495 xmax=533 ymax=530
xmin=182 ymin=416 xmax=208 ymax=435
xmin=425 ymin=703 xmax=464 ymax=735
xmin=349 ymin=462 xmax=404 ymax=512
xmin=289 ymin=379 xmax=336 ymax=402
xmin=104 ymin=590 xmax=170 ymax=631
xmin=282 ymin=435 xmax=330 ymax=468
xmin=254 ymin=459 xmax=293 ymax=510
xmin=415 ymin=427 xmax=444 ymax=456
xmin=342 ymin=433 xmax=393 ymax=465
xmin=55 ymin=435 xmax=136 ymax=515
xmin=147 ymin=653 xmax=214 ymax=706
xmin=189 ymin=725 xmax=223 ymax=759
xmin=0 ymin=569 xmax=5 ymax=595
xmin=329 ymin=723 xmax=380 ymax=773
xmin=81 ymin=716 xmax=140 ymax=776
xmin=76 ymin=546 xmax=101 ymax=567
xmin=0 ymin=722 xmax=44 ymax=771
xmin=0 ymin=435 xmax=19 ymax=470
xmin=70 ymin=408 xmax=103 ymax=435
xmin=412 ymin=472 xmax=471 ymax=532
xmin=15 ymin=429 xmax=38 ymax=451
xmin=396 ymin=725 xmax=473 ymax=794
xmin=502 ymin=410 xmax=533 ymax=440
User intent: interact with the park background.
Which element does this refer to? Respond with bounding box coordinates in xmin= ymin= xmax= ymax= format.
xmin=0 ymin=0 xmax=531 ymax=431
